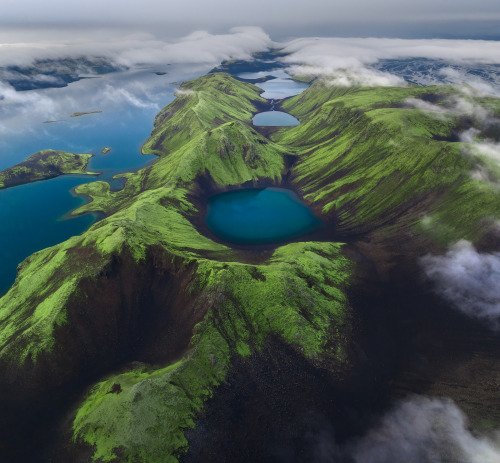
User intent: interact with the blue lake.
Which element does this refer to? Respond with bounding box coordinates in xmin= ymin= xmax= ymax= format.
xmin=0 ymin=176 xmax=98 ymax=294
xmin=205 ymin=188 xmax=321 ymax=245
xmin=0 ymin=109 xmax=158 ymax=295
xmin=253 ymin=111 xmax=300 ymax=126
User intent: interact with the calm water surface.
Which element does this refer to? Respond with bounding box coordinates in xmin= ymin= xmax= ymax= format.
xmin=0 ymin=176 xmax=98 ymax=293
xmin=237 ymin=70 xmax=309 ymax=99
xmin=205 ymin=188 xmax=321 ymax=245
xmin=253 ymin=111 xmax=300 ymax=126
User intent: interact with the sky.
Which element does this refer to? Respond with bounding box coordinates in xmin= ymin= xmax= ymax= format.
xmin=1 ymin=0 xmax=500 ymax=40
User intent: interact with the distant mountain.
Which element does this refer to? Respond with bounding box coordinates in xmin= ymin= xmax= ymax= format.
xmin=0 ymin=57 xmax=122 ymax=91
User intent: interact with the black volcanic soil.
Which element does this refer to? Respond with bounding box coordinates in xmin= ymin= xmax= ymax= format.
xmin=182 ymin=228 xmax=500 ymax=462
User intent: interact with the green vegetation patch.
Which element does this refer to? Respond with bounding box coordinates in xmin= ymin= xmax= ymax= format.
xmin=70 ymin=111 xmax=102 ymax=117
xmin=0 ymin=149 xmax=97 ymax=190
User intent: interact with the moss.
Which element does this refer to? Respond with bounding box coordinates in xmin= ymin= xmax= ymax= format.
xmin=141 ymin=73 xmax=266 ymax=157
xmin=70 ymin=111 xmax=102 ymax=117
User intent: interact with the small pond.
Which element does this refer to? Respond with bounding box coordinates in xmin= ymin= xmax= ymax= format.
xmin=237 ymin=70 xmax=309 ymax=99
xmin=205 ymin=187 xmax=321 ymax=245
xmin=252 ymin=111 xmax=300 ymax=127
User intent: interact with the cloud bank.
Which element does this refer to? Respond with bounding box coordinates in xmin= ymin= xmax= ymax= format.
xmin=281 ymin=37 xmax=500 ymax=67
xmin=280 ymin=37 xmax=500 ymax=92
xmin=2 ymin=29 xmax=500 ymax=94
xmin=301 ymin=396 xmax=500 ymax=463
xmin=460 ymin=128 xmax=500 ymax=183
xmin=421 ymin=241 xmax=500 ymax=327
xmin=349 ymin=396 xmax=500 ymax=463
xmin=0 ymin=27 xmax=272 ymax=68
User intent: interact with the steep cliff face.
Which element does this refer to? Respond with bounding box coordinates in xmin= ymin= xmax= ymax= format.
xmin=1 ymin=72 xmax=500 ymax=461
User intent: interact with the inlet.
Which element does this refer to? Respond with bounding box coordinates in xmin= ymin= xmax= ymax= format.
xmin=204 ymin=187 xmax=321 ymax=245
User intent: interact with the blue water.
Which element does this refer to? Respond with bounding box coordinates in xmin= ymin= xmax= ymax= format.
xmin=0 ymin=108 xmax=160 ymax=295
xmin=253 ymin=111 xmax=300 ymax=126
xmin=0 ymin=176 xmax=98 ymax=294
xmin=205 ymin=188 xmax=321 ymax=245
xmin=237 ymin=70 xmax=309 ymax=99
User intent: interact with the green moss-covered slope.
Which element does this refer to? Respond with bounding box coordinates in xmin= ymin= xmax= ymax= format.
xmin=278 ymin=80 xmax=500 ymax=242
xmin=71 ymin=241 xmax=351 ymax=462
xmin=1 ymin=72 xmax=500 ymax=461
xmin=0 ymin=149 xmax=97 ymax=189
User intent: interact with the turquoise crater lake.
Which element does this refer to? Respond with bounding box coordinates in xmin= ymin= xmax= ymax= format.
xmin=205 ymin=188 xmax=322 ymax=245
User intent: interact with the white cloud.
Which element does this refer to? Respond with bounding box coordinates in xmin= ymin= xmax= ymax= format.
xmin=404 ymin=95 xmax=493 ymax=121
xmin=349 ymin=396 xmax=500 ymax=463
xmin=467 ymin=139 xmax=500 ymax=163
xmin=173 ymin=88 xmax=195 ymax=97
xmin=0 ymin=81 xmax=57 ymax=117
xmin=292 ymin=65 xmax=405 ymax=87
xmin=281 ymin=37 xmax=500 ymax=67
xmin=421 ymin=240 xmax=500 ymax=327
xmin=303 ymin=396 xmax=500 ymax=462
xmin=438 ymin=67 xmax=499 ymax=96
xmin=0 ymin=27 xmax=272 ymax=69
xmin=98 ymin=83 xmax=160 ymax=109
xmin=458 ymin=128 xmax=500 ymax=184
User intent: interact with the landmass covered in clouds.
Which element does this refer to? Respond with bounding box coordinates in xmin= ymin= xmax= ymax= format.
xmin=2 ymin=28 xmax=500 ymax=95
xmin=0 ymin=27 xmax=272 ymax=68
xmin=280 ymin=37 xmax=500 ymax=93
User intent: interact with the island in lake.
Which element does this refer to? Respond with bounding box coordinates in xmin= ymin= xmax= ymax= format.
xmin=0 ymin=149 xmax=98 ymax=189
